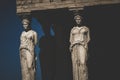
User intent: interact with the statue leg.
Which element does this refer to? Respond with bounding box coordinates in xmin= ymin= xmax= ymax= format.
xmin=72 ymin=58 xmax=79 ymax=80
xmin=78 ymin=46 xmax=86 ymax=65
xmin=78 ymin=46 xmax=88 ymax=80
xmin=20 ymin=50 xmax=30 ymax=80
xmin=72 ymin=46 xmax=79 ymax=80
xmin=26 ymin=51 xmax=35 ymax=80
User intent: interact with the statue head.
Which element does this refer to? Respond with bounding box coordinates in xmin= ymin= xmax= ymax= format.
xmin=74 ymin=15 xmax=82 ymax=25
xmin=22 ymin=18 xmax=31 ymax=31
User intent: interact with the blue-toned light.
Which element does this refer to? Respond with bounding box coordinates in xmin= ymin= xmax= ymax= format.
xmin=50 ymin=25 xmax=55 ymax=36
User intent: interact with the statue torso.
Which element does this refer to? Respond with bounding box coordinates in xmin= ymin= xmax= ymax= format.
xmin=71 ymin=26 xmax=88 ymax=44
xmin=20 ymin=30 xmax=35 ymax=50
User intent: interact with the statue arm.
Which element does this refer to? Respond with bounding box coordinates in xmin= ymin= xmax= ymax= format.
xmin=34 ymin=32 xmax=38 ymax=46
xmin=83 ymin=26 xmax=90 ymax=49
xmin=19 ymin=32 xmax=24 ymax=50
xmin=70 ymin=27 xmax=76 ymax=44
xmin=86 ymin=27 xmax=90 ymax=43
xmin=69 ymin=28 xmax=74 ymax=52
xmin=70 ymin=30 xmax=73 ymax=44
xmin=82 ymin=26 xmax=90 ymax=43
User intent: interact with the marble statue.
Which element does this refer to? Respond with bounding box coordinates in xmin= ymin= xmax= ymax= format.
xmin=19 ymin=18 xmax=37 ymax=80
xmin=69 ymin=15 xmax=90 ymax=80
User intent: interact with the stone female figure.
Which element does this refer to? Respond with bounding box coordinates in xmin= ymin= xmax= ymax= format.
xmin=19 ymin=18 xmax=37 ymax=80
xmin=69 ymin=15 xmax=90 ymax=80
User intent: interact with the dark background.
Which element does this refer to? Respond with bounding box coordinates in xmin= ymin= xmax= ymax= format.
xmin=0 ymin=0 xmax=120 ymax=80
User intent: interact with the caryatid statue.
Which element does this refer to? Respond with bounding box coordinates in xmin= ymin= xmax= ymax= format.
xmin=19 ymin=18 xmax=37 ymax=80
xmin=69 ymin=15 xmax=90 ymax=80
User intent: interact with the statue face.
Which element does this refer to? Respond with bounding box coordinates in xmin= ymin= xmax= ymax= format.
xmin=22 ymin=19 xmax=30 ymax=30
xmin=23 ymin=22 xmax=29 ymax=30
xmin=75 ymin=17 xmax=81 ymax=25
